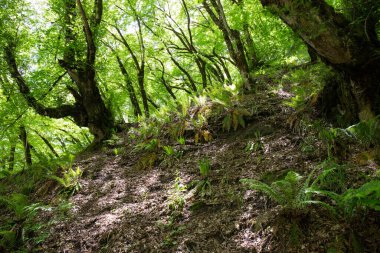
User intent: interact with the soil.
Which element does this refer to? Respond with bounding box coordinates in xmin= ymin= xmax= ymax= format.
xmin=36 ymin=90 xmax=380 ymax=253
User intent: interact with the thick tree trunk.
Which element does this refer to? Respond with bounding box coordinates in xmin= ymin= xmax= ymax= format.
xmin=5 ymin=0 xmax=114 ymax=144
xmin=260 ymin=0 xmax=380 ymax=123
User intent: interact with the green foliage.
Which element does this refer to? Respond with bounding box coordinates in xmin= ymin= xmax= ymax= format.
xmin=191 ymin=115 xmax=213 ymax=144
xmin=242 ymin=171 xmax=304 ymax=209
xmin=0 ymin=193 xmax=29 ymax=218
xmin=244 ymin=131 xmax=263 ymax=153
xmin=0 ymin=195 xmax=53 ymax=251
xmin=312 ymin=160 xmax=347 ymax=193
xmin=198 ymin=158 xmax=211 ymax=178
xmin=315 ymin=180 xmax=380 ymax=217
xmin=50 ymin=167 xmax=82 ymax=196
xmin=319 ymin=127 xmax=340 ymax=158
xmin=168 ymin=172 xmax=187 ymax=212
xmin=163 ymin=145 xmax=175 ymax=156
xmin=135 ymin=138 xmax=161 ymax=152
xmin=342 ymin=180 xmax=380 ymax=212
xmin=177 ymin=137 xmax=186 ymax=145
xmin=207 ymin=88 xmax=252 ymax=132
xmin=242 ymin=160 xmax=378 ymax=218
xmin=241 ymin=170 xmax=335 ymax=212
xmin=222 ymin=107 xmax=251 ymax=132
xmin=188 ymin=158 xmax=212 ymax=198
xmin=282 ymin=64 xmax=333 ymax=111
xmin=346 ymin=116 xmax=380 ymax=147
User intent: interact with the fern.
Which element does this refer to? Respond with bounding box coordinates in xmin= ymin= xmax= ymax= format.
xmin=198 ymin=158 xmax=211 ymax=178
xmin=241 ymin=171 xmax=306 ymax=209
xmin=51 ymin=167 xmax=82 ymax=196
xmin=346 ymin=116 xmax=380 ymax=147
xmin=222 ymin=108 xmax=251 ymax=132
xmin=241 ymin=170 xmax=336 ymax=213
xmin=345 ymin=180 xmax=380 ymax=211
xmin=0 ymin=193 xmax=29 ymax=218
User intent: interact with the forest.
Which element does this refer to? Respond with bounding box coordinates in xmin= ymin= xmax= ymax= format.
xmin=0 ymin=0 xmax=380 ymax=252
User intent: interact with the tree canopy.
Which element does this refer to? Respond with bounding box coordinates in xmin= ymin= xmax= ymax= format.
xmin=0 ymin=0 xmax=379 ymax=180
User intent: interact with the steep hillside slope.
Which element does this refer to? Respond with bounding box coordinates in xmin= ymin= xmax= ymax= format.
xmin=38 ymin=91 xmax=380 ymax=253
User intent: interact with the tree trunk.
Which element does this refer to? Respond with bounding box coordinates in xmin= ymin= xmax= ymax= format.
xmin=5 ymin=0 xmax=114 ymax=144
xmin=138 ymin=68 xmax=150 ymax=118
xmin=32 ymin=130 xmax=59 ymax=158
xmin=260 ymin=0 xmax=380 ymax=123
xmin=115 ymin=55 xmax=142 ymax=117
xmin=8 ymin=143 xmax=16 ymax=171
xmin=203 ymin=0 xmax=254 ymax=89
xmin=19 ymin=126 xmax=32 ymax=168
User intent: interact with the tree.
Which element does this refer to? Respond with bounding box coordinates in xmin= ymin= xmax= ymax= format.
xmin=110 ymin=2 xmax=150 ymax=118
xmin=4 ymin=0 xmax=114 ymax=143
xmin=260 ymin=0 xmax=380 ymax=123
xmin=203 ymin=0 xmax=255 ymax=88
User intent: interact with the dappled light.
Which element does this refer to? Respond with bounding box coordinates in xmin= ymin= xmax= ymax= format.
xmin=1 ymin=0 xmax=380 ymax=252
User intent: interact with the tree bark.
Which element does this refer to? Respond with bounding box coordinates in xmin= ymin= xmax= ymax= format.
xmin=31 ymin=130 xmax=59 ymax=158
xmin=154 ymin=57 xmax=177 ymax=100
xmin=4 ymin=0 xmax=114 ymax=144
xmin=19 ymin=126 xmax=32 ymax=168
xmin=113 ymin=9 xmax=150 ymax=118
xmin=8 ymin=143 xmax=16 ymax=171
xmin=203 ymin=0 xmax=254 ymax=89
xmin=115 ymin=55 xmax=142 ymax=117
xmin=260 ymin=0 xmax=380 ymax=123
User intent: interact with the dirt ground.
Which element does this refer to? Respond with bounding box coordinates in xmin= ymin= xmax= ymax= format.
xmin=39 ymin=91 xmax=380 ymax=253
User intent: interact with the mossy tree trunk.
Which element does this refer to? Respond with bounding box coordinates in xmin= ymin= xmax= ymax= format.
xmin=261 ymin=0 xmax=380 ymax=124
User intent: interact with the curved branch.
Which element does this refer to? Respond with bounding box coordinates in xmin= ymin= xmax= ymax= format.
xmin=4 ymin=45 xmax=80 ymax=119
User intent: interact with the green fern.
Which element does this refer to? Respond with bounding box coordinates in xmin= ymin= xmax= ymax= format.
xmin=241 ymin=170 xmax=335 ymax=212
xmin=198 ymin=158 xmax=211 ymax=178
xmin=346 ymin=116 xmax=380 ymax=147
xmin=222 ymin=108 xmax=251 ymax=132
xmin=51 ymin=167 xmax=82 ymax=196
xmin=0 ymin=193 xmax=29 ymax=218
xmin=314 ymin=180 xmax=380 ymax=217
xmin=242 ymin=171 xmax=304 ymax=208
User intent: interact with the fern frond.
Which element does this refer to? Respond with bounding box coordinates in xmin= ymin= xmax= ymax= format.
xmin=241 ymin=179 xmax=286 ymax=205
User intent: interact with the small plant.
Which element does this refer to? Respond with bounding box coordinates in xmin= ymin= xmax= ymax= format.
xmin=314 ymin=180 xmax=380 ymax=218
xmin=346 ymin=116 xmax=380 ymax=147
xmin=168 ymin=172 xmax=187 ymax=212
xmin=189 ymin=158 xmax=212 ymax=197
xmin=241 ymin=170 xmax=334 ymax=212
xmin=300 ymin=136 xmax=317 ymax=155
xmin=222 ymin=107 xmax=251 ymax=132
xmin=136 ymin=153 xmax=158 ymax=170
xmin=191 ymin=116 xmax=213 ymax=144
xmin=198 ymin=158 xmax=211 ymax=178
xmin=177 ymin=137 xmax=186 ymax=145
xmin=135 ymin=138 xmax=160 ymax=152
xmin=160 ymin=145 xmax=183 ymax=167
xmin=312 ymin=159 xmax=346 ymax=193
xmin=168 ymin=119 xmax=187 ymax=141
xmin=319 ymin=128 xmax=339 ymax=158
xmin=163 ymin=145 xmax=175 ymax=156
xmin=244 ymin=131 xmax=263 ymax=153
xmin=51 ymin=167 xmax=82 ymax=196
